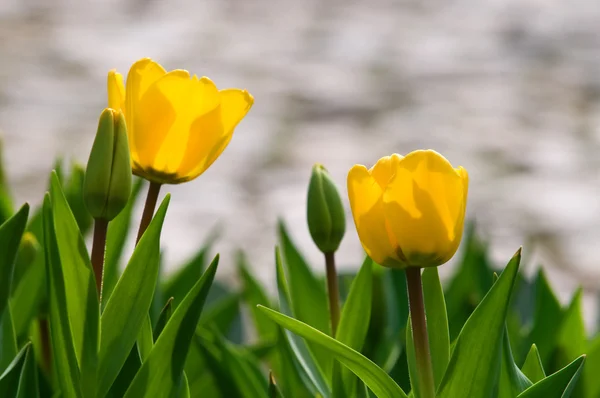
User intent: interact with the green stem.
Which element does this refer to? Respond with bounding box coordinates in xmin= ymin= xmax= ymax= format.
xmin=406 ymin=267 xmax=436 ymax=398
xmin=325 ymin=251 xmax=340 ymax=336
xmin=136 ymin=182 xmax=161 ymax=245
xmin=91 ymin=218 xmax=108 ymax=300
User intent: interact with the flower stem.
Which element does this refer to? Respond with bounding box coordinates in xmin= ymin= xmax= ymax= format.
xmin=91 ymin=218 xmax=108 ymax=300
xmin=324 ymin=251 xmax=340 ymax=336
xmin=406 ymin=267 xmax=436 ymax=398
xmin=136 ymin=182 xmax=161 ymax=245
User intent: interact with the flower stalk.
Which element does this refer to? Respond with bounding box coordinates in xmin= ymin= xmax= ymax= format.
xmin=324 ymin=251 xmax=340 ymax=336
xmin=136 ymin=182 xmax=161 ymax=244
xmin=91 ymin=218 xmax=108 ymax=299
xmin=406 ymin=267 xmax=436 ymax=398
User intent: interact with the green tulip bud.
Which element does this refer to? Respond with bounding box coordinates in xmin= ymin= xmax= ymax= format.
xmin=84 ymin=108 xmax=132 ymax=221
xmin=307 ymin=164 xmax=346 ymax=254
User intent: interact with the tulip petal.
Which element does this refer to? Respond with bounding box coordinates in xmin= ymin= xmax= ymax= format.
xmin=347 ymin=165 xmax=402 ymax=267
xmin=369 ymin=153 xmax=403 ymax=189
xmin=382 ymin=150 xmax=467 ymax=267
xmin=176 ymin=88 xmax=254 ymax=182
xmin=107 ymin=70 xmax=125 ymax=112
xmin=125 ymin=58 xmax=167 ymax=167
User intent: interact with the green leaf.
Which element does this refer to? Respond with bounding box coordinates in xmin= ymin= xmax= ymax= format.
xmin=274 ymin=326 xmax=315 ymax=398
xmin=269 ymin=371 xmax=285 ymax=398
xmin=105 ymin=346 xmax=141 ymax=398
xmin=521 ymin=345 xmax=545 ymax=384
xmin=198 ymin=293 xmax=240 ymax=337
xmin=138 ymin=315 xmax=153 ymax=363
xmin=162 ymin=229 xmax=219 ymax=310
xmin=103 ymin=178 xmax=143 ymax=305
xmin=421 ymin=267 xmax=450 ymax=389
xmin=154 ymin=297 xmax=174 ymax=342
xmin=584 ymin=336 xmax=600 ymax=398
xmin=0 ymin=203 xmax=29 ymax=321
xmin=97 ymin=195 xmax=170 ymax=398
xmin=498 ymin=327 xmax=532 ymax=398
xmin=64 ymin=162 xmax=93 ymax=236
xmin=0 ymin=342 xmax=30 ymax=397
xmin=43 ymin=193 xmax=82 ymax=398
xmin=16 ymin=343 xmax=39 ymax=398
xmin=124 ymin=256 xmax=219 ymax=398
xmin=517 ymin=355 xmax=585 ymax=398
xmin=258 ymin=306 xmax=407 ymax=398
xmin=0 ymin=305 xmax=17 ymax=374
xmin=238 ymin=252 xmax=277 ymax=342
xmin=278 ymin=222 xmax=332 ymax=375
xmin=275 ymin=247 xmax=330 ymax=398
xmin=0 ymin=138 xmax=14 ymax=225
xmin=554 ymin=289 xmax=586 ymax=368
xmin=437 ymin=248 xmax=521 ymax=398
xmin=50 ymin=172 xmax=98 ymax=395
xmin=529 ymin=269 xmax=563 ymax=367
xmin=335 ymin=257 xmax=373 ymax=397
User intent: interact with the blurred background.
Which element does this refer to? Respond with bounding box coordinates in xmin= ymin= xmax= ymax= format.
xmin=2 ymin=0 xmax=600 ymax=325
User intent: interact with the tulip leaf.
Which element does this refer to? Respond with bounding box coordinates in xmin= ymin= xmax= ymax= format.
xmin=0 ymin=342 xmax=30 ymax=397
xmin=105 ymin=346 xmax=141 ymax=398
xmin=50 ymin=172 xmax=99 ymax=394
xmin=124 ymin=256 xmax=219 ymax=398
xmin=269 ymin=371 xmax=285 ymax=398
xmin=275 ymin=326 xmax=315 ymax=398
xmin=0 ymin=305 xmax=17 ymax=374
xmin=154 ymin=297 xmax=174 ymax=342
xmin=43 ymin=193 xmax=82 ymax=398
xmin=517 ymin=355 xmax=585 ymax=398
xmin=521 ymin=344 xmax=545 ymax=384
xmin=278 ymin=222 xmax=332 ymax=376
xmin=103 ymin=178 xmax=143 ymax=306
xmin=583 ymin=335 xmax=600 ymax=398
xmin=258 ymin=306 xmax=407 ymax=398
xmin=163 ymin=228 xmax=218 ymax=310
xmin=0 ymin=203 xmax=29 ymax=322
xmin=0 ymin=205 xmax=26 ymax=373
xmin=437 ymin=249 xmax=521 ymax=398
xmin=64 ymin=163 xmax=93 ymax=236
xmin=421 ymin=267 xmax=450 ymax=388
xmin=498 ymin=327 xmax=532 ymax=398
xmin=96 ymin=195 xmax=170 ymax=398
xmin=16 ymin=342 xmax=39 ymax=398
xmin=138 ymin=314 xmax=153 ymax=363
xmin=335 ymin=256 xmax=373 ymax=397
xmin=238 ymin=252 xmax=277 ymax=342
xmin=275 ymin=247 xmax=331 ymax=398
xmin=554 ymin=289 xmax=586 ymax=367
xmin=529 ymin=269 xmax=563 ymax=367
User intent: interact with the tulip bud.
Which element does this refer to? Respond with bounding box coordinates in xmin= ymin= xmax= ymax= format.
xmin=307 ymin=164 xmax=346 ymax=254
xmin=84 ymin=108 xmax=132 ymax=221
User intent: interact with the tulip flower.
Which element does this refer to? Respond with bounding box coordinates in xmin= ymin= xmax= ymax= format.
xmin=347 ymin=150 xmax=468 ymax=269
xmin=107 ymin=58 xmax=254 ymax=184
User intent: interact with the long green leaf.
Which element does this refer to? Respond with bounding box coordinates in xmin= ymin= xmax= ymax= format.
xmin=50 ymin=172 xmax=99 ymax=395
xmin=498 ymin=327 xmax=532 ymax=398
xmin=335 ymin=257 xmax=373 ymax=397
xmin=437 ymin=249 xmax=521 ymax=398
xmin=97 ymin=195 xmax=171 ymax=398
xmin=0 ymin=206 xmax=29 ymax=370
xmin=521 ymin=344 xmax=545 ymax=384
xmin=269 ymin=372 xmax=285 ymax=398
xmin=238 ymin=252 xmax=277 ymax=342
xmin=0 ymin=203 xmax=29 ymax=320
xmin=124 ymin=256 xmax=219 ymax=398
xmin=258 ymin=306 xmax=407 ymax=398
xmin=154 ymin=298 xmax=174 ymax=342
xmin=529 ymin=269 xmax=563 ymax=367
xmin=0 ymin=342 xmax=30 ymax=397
xmin=275 ymin=247 xmax=330 ymax=398
xmin=103 ymin=178 xmax=143 ymax=305
xmin=43 ymin=193 xmax=82 ymax=398
xmin=16 ymin=343 xmax=39 ymax=398
xmin=517 ymin=355 xmax=585 ymax=398
xmin=584 ymin=336 xmax=600 ymax=398
xmin=421 ymin=267 xmax=450 ymax=389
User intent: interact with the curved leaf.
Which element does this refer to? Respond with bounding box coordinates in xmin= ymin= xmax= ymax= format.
xmin=258 ymin=306 xmax=407 ymax=398
xmin=517 ymin=356 xmax=585 ymax=398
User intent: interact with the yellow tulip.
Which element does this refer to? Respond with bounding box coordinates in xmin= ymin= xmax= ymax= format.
xmin=347 ymin=150 xmax=468 ymax=268
xmin=107 ymin=58 xmax=254 ymax=184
